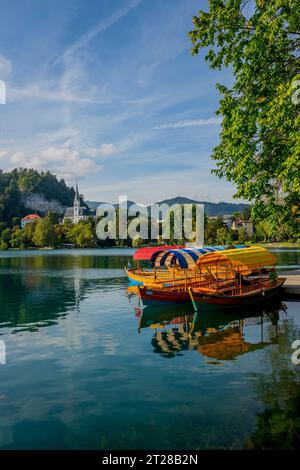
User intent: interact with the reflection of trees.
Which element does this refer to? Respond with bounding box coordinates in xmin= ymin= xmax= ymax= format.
xmin=0 ymin=253 xmax=131 ymax=271
xmin=247 ymin=317 xmax=300 ymax=449
xmin=0 ymin=271 xmax=81 ymax=330
xmin=0 ymin=253 xmax=128 ymax=331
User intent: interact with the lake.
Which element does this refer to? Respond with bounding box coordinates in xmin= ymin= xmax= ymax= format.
xmin=0 ymin=248 xmax=299 ymax=449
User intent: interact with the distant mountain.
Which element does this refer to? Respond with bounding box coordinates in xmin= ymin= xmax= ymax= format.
xmin=86 ymin=200 xmax=145 ymax=210
xmin=155 ymin=197 xmax=250 ymax=216
xmin=87 ymin=197 xmax=250 ymax=216
xmin=86 ymin=200 xmax=108 ymax=209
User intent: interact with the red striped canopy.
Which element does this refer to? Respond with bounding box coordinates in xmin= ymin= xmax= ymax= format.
xmin=133 ymin=245 xmax=184 ymax=260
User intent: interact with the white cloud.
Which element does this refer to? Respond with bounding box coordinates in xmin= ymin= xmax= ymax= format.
xmin=0 ymin=55 xmax=12 ymax=78
xmin=62 ymin=0 xmax=143 ymax=60
xmin=0 ymin=150 xmax=8 ymax=159
xmin=9 ymin=81 xmax=95 ymax=104
xmin=4 ymin=143 xmax=101 ymax=180
xmin=99 ymin=143 xmax=118 ymax=155
xmin=152 ymin=117 xmax=222 ymax=130
xmin=10 ymin=151 xmax=26 ymax=165
xmin=86 ymin=143 xmax=119 ymax=157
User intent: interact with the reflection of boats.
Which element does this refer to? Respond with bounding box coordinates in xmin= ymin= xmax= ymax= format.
xmin=137 ymin=247 xmax=285 ymax=310
xmin=197 ymin=326 xmax=271 ymax=360
xmin=126 ymin=245 xmax=245 ymax=286
xmin=139 ymin=301 xmax=282 ymax=360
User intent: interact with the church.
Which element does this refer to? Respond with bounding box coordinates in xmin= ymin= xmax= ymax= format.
xmin=63 ymin=183 xmax=95 ymax=224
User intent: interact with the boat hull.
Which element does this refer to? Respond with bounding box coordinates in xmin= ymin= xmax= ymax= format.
xmin=138 ymin=286 xmax=190 ymax=307
xmin=139 ymin=279 xmax=285 ymax=310
xmin=191 ymin=279 xmax=285 ymax=311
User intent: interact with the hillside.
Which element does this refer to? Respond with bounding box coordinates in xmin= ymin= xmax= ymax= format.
xmin=155 ymin=197 xmax=250 ymax=216
xmin=0 ymin=168 xmax=78 ymax=225
xmin=87 ymin=197 xmax=250 ymax=216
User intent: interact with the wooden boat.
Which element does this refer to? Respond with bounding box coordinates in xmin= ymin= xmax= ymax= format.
xmin=189 ymin=278 xmax=285 ymax=311
xmin=138 ymin=278 xmax=238 ymax=307
xmin=126 ymin=245 xmax=246 ymax=286
xmin=137 ymin=247 xmax=286 ymax=311
xmin=125 ymin=266 xmax=194 ymax=287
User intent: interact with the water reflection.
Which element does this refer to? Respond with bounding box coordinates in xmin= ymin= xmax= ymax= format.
xmin=138 ymin=301 xmax=285 ymax=361
xmin=247 ymin=308 xmax=300 ymax=449
xmin=0 ymin=268 xmax=125 ymax=333
xmin=0 ymin=250 xmax=299 ymax=450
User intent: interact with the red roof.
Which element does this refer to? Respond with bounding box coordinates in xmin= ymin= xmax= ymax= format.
xmin=22 ymin=214 xmax=40 ymax=220
xmin=133 ymin=245 xmax=185 ymax=260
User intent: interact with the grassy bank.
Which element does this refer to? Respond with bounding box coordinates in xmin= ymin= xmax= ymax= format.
xmin=258 ymin=243 xmax=300 ymax=249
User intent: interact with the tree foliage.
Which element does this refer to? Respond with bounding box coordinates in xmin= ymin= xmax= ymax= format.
xmin=32 ymin=217 xmax=56 ymax=247
xmin=0 ymin=168 xmax=79 ymax=226
xmin=189 ymin=0 xmax=300 ymax=239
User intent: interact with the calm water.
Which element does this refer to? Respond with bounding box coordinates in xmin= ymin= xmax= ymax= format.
xmin=0 ymin=248 xmax=299 ymax=450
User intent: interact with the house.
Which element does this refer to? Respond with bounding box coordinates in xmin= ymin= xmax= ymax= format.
xmin=63 ymin=183 xmax=95 ymax=224
xmin=231 ymin=219 xmax=254 ymax=237
xmin=222 ymin=215 xmax=233 ymax=229
xmin=21 ymin=214 xmax=40 ymax=228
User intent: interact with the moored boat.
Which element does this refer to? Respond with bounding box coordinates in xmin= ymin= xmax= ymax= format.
xmin=189 ymin=278 xmax=285 ymax=311
xmin=137 ymin=246 xmax=286 ymax=310
xmin=138 ymin=278 xmax=239 ymax=307
xmin=126 ymin=245 xmax=246 ymax=286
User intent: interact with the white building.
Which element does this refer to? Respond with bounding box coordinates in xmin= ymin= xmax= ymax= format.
xmin=63 ymin=183 xmax=95 ymax=224
xmin=232 ymin=219 xmax=254 ymax=237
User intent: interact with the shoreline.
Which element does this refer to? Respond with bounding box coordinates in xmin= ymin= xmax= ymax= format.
xmin=1 ymin=242 xmax=299 ymax=252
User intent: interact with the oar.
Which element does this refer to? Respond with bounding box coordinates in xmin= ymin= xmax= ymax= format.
xmin=188 ymin=287 xmax=198 ymax=312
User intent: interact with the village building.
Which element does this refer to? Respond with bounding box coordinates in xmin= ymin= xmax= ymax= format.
xmin=63 ymin=183 xmax=95 ymax=224
xmin=231 ymin=219 xmax=254 ymax=237
xmin=21 ymin=214 xmax=41 ymax=228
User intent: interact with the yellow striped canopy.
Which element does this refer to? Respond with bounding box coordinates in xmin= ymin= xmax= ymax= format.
xmin=196 ymin=246 xmax=277 ymax=274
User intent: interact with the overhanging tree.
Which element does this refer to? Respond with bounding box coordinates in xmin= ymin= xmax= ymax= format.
xmin=189 ymin=0 xmax=300 ymax=239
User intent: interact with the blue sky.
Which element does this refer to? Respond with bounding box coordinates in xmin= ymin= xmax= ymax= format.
xmin=0 ymin=0 xmax=239 ymax=204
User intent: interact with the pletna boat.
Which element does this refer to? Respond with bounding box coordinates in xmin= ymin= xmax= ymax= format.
xmin=137 ymin=247 xmax=285 ymax=310
xmin=126 ymin=245 xmax=246 ymax=286
xmin=189 ymin=248 xmax=285 ymax=311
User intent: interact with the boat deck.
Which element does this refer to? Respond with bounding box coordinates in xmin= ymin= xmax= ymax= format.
xmin=281 ymin=269 xmax=300 ymax=299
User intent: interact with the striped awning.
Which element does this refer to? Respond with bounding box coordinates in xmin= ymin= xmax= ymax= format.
xmin=196 ymin=246 xmax=277 ymax=274
xmin=133 ymin=245 xmax=184 ymax=260
xmin=151 ymin=246 xmax=228 ymax=268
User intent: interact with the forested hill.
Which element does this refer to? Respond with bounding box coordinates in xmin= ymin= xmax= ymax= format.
xmin=155 ymin=197 xmax=250 ymax=216
xmin=0 ymin=169 xmax=78 ymax=225
xmin=87 ymin=197 xmax=250 ymax=216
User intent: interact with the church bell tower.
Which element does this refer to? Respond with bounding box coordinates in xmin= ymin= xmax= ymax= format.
xmin=74 ymin=182 xmax=80 ymax=224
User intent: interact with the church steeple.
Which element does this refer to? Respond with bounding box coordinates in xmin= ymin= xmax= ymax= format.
xmin=74 ymin=181 xmax=80 ymax=224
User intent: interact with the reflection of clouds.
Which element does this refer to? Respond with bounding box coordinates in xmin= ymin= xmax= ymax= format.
xmin=100 ymin=334 xmax=119 ymax=356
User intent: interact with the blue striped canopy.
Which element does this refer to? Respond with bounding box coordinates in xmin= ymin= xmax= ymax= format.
xmin=151 ymin=246 xmax=226 ymax=268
